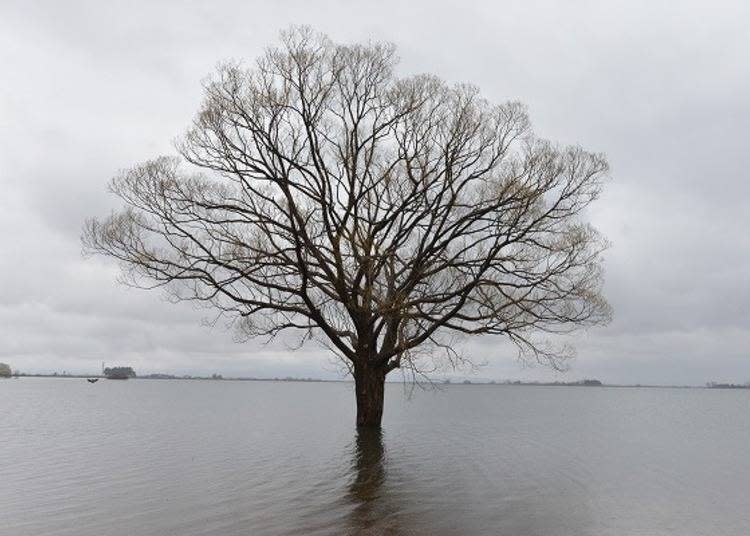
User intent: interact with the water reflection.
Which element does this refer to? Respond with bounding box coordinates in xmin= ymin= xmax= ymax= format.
xmin=346 ymin=428 xmax=391 ymax=533
xmin=8 ymin=381 xmax=747 ymax=536
xmin=341 ymin=425 xmax=595 ymax=535
xmin=348 ymin=428 xmax=387 ymax=502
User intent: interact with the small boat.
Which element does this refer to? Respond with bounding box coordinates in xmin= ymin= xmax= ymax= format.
xmin=87 ymin=378 xmax=99 ymax=384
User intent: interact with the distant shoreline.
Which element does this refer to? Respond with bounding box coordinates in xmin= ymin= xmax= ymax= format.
xmin=10 ymin=373 xmax=345 ymax=383
xmin=7 ymin=374 xmax=749 ymax=389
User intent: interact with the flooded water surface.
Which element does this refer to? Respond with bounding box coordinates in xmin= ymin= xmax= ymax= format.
xmin=2 ymin=378 xmax=750 ymax=535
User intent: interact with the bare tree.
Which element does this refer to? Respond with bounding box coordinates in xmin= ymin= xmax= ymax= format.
xmin=83 ymin=27 xmax=610 ymax=427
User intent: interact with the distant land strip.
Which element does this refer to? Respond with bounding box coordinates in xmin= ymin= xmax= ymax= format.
xmin=5 ymin=373 xmax=750 ymax=389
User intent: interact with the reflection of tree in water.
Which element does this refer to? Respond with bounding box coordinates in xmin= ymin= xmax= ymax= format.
xmin=349 ymin=428 xmax=386 ymax=502
xmin=345 ymin=429 xmax=425 ymax=534
xmin=346 ymin=428 xmax=389 ymax=532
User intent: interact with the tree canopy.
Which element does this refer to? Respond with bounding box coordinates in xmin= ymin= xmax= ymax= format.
xmin=84 ymin=27 xmax=610 ymax=425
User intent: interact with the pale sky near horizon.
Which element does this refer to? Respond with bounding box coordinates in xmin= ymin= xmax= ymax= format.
xmin=1 ymin=0 xmax=749 ymax=384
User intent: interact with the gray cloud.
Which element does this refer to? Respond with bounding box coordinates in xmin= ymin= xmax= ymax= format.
xmin=1 ymin=0 xmax=749 ymax=384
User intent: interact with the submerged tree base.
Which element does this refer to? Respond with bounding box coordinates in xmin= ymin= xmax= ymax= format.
xmin=355 ymin=365 xmax=386 ymax=428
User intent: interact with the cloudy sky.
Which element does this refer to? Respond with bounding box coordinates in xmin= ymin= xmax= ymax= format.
xmin=1 ymin=0 xmax=748 ymax=384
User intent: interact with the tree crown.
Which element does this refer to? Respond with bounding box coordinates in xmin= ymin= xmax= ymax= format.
xmin=84 ymin=27 xmax=611 ymax=377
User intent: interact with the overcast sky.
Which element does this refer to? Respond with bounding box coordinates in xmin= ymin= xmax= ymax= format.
xmin=1 ymin=0 xmax=749 ymax=384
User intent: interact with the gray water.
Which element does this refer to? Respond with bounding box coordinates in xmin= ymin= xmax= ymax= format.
xmin=2 ymin=378 xmax=749 ymax=535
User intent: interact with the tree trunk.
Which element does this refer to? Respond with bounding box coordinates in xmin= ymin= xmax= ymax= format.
xmin=354 ymin=363 xmax=386 ymax=428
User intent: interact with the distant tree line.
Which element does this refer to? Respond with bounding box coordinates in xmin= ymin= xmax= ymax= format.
xmin=103 ymin=367 xmax=136 ymax=379
xmin=502 ymin=379 xmax=603 ymax=386
xmin=706 ymin=382 xmax=750 ymax=389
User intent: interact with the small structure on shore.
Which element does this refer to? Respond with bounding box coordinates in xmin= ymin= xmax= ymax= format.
xmin=581 ymin=379 xmax=603 ymax=386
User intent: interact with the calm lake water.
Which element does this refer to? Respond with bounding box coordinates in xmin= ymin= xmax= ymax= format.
xmin=2 ymin=378 xmax=750 ymax=535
